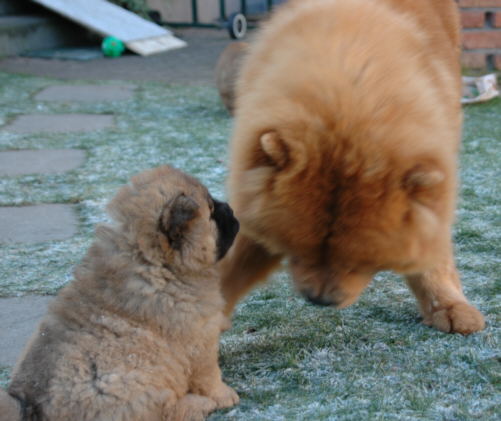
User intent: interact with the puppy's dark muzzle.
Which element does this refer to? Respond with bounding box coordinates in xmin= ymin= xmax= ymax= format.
xmin=213 ymin=200 xmax=239 ymax=260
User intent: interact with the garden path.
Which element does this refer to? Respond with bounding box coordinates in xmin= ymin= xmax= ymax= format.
xmin=0 ymin=84 xmax=133 ymax=366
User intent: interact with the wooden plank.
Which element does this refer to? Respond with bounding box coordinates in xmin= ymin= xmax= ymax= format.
xmin=127 ymin=35 xmax=186 ymax=56
xmin=32 ymin=0 xmax=186 ymax=55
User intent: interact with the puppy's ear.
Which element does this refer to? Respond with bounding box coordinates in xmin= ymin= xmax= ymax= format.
xmin=159 ymin=194 xmax=200 ymax=250
xmin=260 ymin=131 xmax=289 ymax=168
xmin=402 ymin=164 xmax=444 ymax=205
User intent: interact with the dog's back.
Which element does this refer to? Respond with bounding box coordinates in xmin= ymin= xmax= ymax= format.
xmin=5 ymin=229 xmax=217 ymax=420
xmin=230 ymin=0 xmax=462 ymax=221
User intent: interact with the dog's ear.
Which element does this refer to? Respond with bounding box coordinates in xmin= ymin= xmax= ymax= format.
xmin=260 ymin=131 xmax=289 ymax=168
xmin=158 ymin=194 xmax=200 ymax=250
xmin=402 ymin=164 xmax=444 ymax=205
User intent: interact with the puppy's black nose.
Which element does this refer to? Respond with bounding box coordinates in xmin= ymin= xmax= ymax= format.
xmin=213 ymin=200 xmax=239 ymax=260
xmin=214 ymin=201 xmax=239 ymax=237
xmin=302 ymin=290 xmax=333 ymax=307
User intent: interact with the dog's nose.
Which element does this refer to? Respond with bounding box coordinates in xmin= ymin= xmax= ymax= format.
xmin=302 ymin=290 xmax=333 ymax=307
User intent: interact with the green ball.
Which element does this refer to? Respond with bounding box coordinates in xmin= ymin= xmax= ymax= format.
xmin=102 ymin=36 xmax=125 ymax=58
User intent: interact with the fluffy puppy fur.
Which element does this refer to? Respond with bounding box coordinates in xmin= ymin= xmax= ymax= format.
xmin=0 ymin=166 xmax=240 ymax=421
xmin=220 ymin=0 xmax=485 ymax=334
xmin=215 ymin=42 xmax=249 ymax=114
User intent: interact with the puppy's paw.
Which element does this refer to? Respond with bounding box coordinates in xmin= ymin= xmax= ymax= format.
xmin=209 ymin=383 xmax=239 ymax=409
xmin=167 ymin=394 xmax=217 ymax=421
xmin=220 ymin=316 xmax=232 ymax=332
xmin=429 ymin=302 xmax=485 ymax=334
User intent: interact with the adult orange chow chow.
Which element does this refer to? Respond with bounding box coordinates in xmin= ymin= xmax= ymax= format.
xmin=220 ymin=0 xmax=485 ymax=334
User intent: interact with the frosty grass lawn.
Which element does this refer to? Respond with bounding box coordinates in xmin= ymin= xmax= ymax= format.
xmin=0 ymin=71 xmax=499 ymax=420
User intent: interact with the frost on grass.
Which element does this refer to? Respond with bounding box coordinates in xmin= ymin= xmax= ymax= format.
xmin=1 ymin=73 xmax=499 ymax=419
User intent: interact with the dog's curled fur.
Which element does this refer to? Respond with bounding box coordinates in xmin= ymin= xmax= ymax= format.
xmin=0 ymin=165 xmax=239 ymax=421
xmin=220 ymin=0 xmax=485 ymax=334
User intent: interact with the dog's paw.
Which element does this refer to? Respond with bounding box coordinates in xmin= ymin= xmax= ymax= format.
xmin=428 ymin=302 xmax=485 ymax=334
xmin=209 ymin=383 xmax=239 ymax=409
xmin=220 ymin=316 xmax=232 ymax=332
xmin=167 ymin=394 xmax=217 ymax=421
xmin=186 ymin=396 xmax=217 ymax=421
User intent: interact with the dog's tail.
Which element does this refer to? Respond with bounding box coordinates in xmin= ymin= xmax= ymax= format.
xmin=0 ymin=388 xmax=22 ymax=421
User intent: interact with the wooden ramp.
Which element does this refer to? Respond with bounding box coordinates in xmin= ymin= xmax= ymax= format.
xmin=32 ymin=0 xmax=186 ymax=56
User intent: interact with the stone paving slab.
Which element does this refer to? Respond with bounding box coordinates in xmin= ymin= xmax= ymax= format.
xmin=2 ymin=114 xmax=114 ymax=134
xmin=0 ymin=296 xmax=53 ymax=367
xmin=0 ymin=204 xmax=78 ymax=244
xmin=0 ymin=149 xmax=86 ymax=176
xmin=35 ymin=85 xmax=135 ymax=102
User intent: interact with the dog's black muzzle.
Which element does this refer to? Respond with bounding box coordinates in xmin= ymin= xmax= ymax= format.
xmin=212 ymin=200 xmax=239 ymax=260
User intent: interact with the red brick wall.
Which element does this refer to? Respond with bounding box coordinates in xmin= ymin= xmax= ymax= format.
xmin=458 ymin=0 xmax=501 ymax=69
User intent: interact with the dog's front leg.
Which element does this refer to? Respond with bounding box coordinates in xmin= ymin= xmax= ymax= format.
xmin=219 ymin=233 xmax=282 ymax=316
xmin=189 ymin=345 xmax=239 ymax=410
xmin=405 ymin=248 xmax=485 ymax=334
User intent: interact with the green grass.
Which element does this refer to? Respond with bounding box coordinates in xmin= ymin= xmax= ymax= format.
xmin=0 ymin=72 xmax=499 ymax=420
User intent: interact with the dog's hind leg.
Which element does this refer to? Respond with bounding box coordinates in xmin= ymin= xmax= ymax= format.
xmin=405 ymin=247 xmax=485 ymax=335
xmin=219 ymin=233 xmax=282 ymax=316
xmin=164 ymin=394 xmax=216 ymax=421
